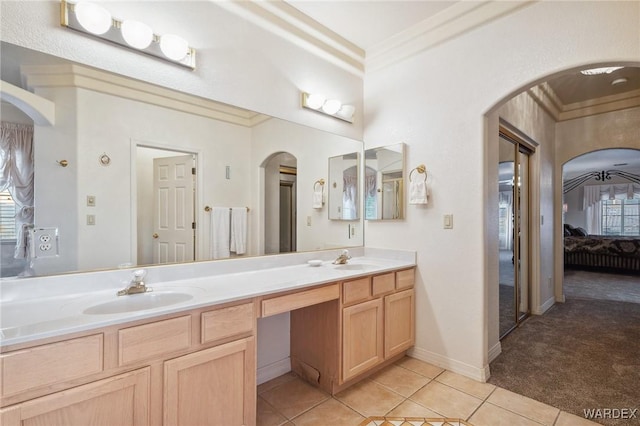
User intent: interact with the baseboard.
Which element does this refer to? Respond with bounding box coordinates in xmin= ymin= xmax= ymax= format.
xmin=488 ymin=341 xmax=502 ymax=364
xmin=408 ymin=346 xmax=490 ymax=382
xmin=533 ymin=296 xmax=555 ymax=315
xmin=257 ymin=357 xmax=291 ymax=385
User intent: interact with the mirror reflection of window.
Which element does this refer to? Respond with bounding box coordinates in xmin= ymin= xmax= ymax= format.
xmin=364 ymin=143 xmax=405 ymax=221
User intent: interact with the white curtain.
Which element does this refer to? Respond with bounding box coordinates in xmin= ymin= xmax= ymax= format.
xmin=583 ymin=183 xmax=640 ymax=235
xmin=342 ymin=175 xmax=358 ymax=220
xmin=499 ymin=191 xmax=513 ymax=250
xmin=0 ymin=122 xmax=34 ymax=259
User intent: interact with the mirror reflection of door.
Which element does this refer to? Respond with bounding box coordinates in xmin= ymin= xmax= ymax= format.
xmin=498 ymin=129 xmax=533 ymax=338
xmin=263 ymin=152 xmax=297 ymax=254
xmin=279 ymin=168 xmax=297 ymax=253
xmin=136 ymin=147 xmax=196 ymax=266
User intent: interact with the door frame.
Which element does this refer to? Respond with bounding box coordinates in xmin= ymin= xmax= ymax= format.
xmin=498 ymin=124 xmax=542 ymax=337
xmin=130 ymin=139 xmax=204 ymax=266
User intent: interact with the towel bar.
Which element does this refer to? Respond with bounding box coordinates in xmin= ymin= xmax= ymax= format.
xmin=204 ymin=206 xmax=250 ymax=212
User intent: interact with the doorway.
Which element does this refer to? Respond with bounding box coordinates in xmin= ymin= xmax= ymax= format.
xmin=263 ymin=152 xmax=297 ymax=254
xmin=498 ymin=128 xmax=533 ymax=338
xmin=136 ymin=146 xmax=196 ymax=266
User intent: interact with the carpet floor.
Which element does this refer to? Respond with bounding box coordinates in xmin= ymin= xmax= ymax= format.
xmin=489 ymin=271 xmax=640 ymax=426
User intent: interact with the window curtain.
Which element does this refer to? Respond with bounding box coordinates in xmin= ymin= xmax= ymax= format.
xmin=499 ymin=191 xmax=513 ymax=250
xmin=0 ymin=122 xmax=34 ymax=259
xmin=342 ymin=175 xmax=358 ymax=220
xmin=583 ymin=183 xmax=640 ymax=234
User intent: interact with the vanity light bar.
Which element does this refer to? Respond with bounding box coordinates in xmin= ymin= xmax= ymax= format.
xmin=301 ymin=92 xmax=355 ymax=123
xmin=60 ymin=0 xmax=196 ymax=69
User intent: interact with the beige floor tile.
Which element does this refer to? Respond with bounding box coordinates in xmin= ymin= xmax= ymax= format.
xmin=335 ymin=379 xmax=405 ymax=417
xmin=371 ymin=364 xmax=431 ymax=397
xmin=555 ymin=411 xmax=601 ymax=426
xmin=385 ymin=399 xmax=444 ymax=418
xmin=258 ymin=372 xmax=298 ymax=394
xmin=257 ymin=396 xmax=288 ymax=426
xmin=291 ymin=398 xmax=365 ymax=426
xmin=260 ymin=377 xmax=329 ymax=420
xmin=435 ymin=371 xmax=496 ymax=400
xmin=409 ymin=381 xmax=482 ymax=419
xmin=395 ymin=356 xmax=445 ymax=378
xmin=469 ymin=402 xmax=546 ymax=426
xmin=487 ymin=388 xmax=559 ymax=426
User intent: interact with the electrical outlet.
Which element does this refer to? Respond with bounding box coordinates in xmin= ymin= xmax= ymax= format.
xmin=31 ymin=227 xmax=60 ymax=258
xmin=87 ymin=195 xmax=96 ymax=206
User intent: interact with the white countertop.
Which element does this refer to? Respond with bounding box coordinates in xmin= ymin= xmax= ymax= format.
xmin=0 ymin=250 xmax=415 ymax=348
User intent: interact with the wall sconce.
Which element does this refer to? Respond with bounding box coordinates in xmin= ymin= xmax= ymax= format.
xmin=61 ymin=1 xmax=196 ymax=69
xmin=301 ymin=92 xmax=355 ymax=123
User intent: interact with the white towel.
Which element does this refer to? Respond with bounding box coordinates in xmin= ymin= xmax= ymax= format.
xmin=312 ymin=187 xmax=323 ymax=209
xmin=409 ymin=180 xmax=429 ymax=205
xmin=210 ymin=207 xmax=230 ymax=259
xmin=230 ymin=207 xmax=247 ymax=255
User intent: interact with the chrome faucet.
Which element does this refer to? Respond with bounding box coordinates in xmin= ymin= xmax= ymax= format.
xmin=333 ymin=249 xmax=351 ymax=265
xmin=117 ymin=269 xmax=152 ymax=296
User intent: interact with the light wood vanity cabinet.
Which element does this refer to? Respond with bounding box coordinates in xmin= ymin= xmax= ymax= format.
xmin=291 ymin=267 xmax=416 ymax=394
xmin=0 ymin=300 xmax=256 ymax=426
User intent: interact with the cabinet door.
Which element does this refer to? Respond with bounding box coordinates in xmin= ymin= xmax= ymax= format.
xmin=164 ymin=336 xmax=256 ymax=426
xmin=0 ymin=368 xmax=150 ymax=426
xmin=385 ymin=288 xmax=415 ymax=359
xmin=342 ymin=298 xmax=384 ymax=382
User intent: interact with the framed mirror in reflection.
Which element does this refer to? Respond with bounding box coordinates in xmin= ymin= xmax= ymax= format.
xmin=328 ymin=152 xmax=360 ymax=220
xmin=0 ymin=42 xmax=364 ymax=278
xmin=364 ymin=143 xmax=405 ymax=220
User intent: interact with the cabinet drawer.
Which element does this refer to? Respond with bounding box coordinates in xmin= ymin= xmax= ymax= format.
xmin=262 ymin=284 xmax=339 ymax=317
xmin=0 ymin=334 xmax=103 ymax=398
xmin=372 ymin=273 xmax=395 ymax=296
xmin=202 ymin=302 xmax=254 ymax=344
xmin=118 ymin=316 xmax=191 ymax=365
xmin=396 ymin=268 xmax=415 ymax=290
xmin=342 ymin=277 xmax=371 ymax=305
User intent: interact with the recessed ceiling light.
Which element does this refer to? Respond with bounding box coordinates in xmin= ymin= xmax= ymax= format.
xmin=611 ymin=77 xmax=628 ymax=86
xmin=580 ymin=66 xmax=624 ymax=75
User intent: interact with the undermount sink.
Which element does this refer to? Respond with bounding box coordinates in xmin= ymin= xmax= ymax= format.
xmin=83 ymin=291 xmax=193 ymax=315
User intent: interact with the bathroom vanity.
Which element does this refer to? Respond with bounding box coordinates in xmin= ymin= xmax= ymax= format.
xmin=0 ymin=250 xmax=415 ymax=425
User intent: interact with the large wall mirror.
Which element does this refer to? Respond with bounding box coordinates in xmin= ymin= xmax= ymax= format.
xmin=364 ymin=143 xmax=405 ymax=220
xmin=0 ymin=42 xmax=364 ymax=278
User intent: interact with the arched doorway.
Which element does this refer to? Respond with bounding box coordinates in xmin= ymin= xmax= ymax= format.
xmin=262 ymin=152 xmax=297 ymax=254
xmin=562 ymin=148 xmax=640 ymax=302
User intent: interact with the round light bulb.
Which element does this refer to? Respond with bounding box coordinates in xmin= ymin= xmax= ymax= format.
xmin=322 ymin=99 xmax=342 ymax=115
xmin=336 ymin=104 xmax=355 ymax=120
xmin=121 ymin=20 xmax=153 ymax=50
xmin=74 ymin=2 xmax=112 ymax=35
xmin=160 ymin=34 xmax=189 ymax=61
xmin=306 ymin=93 xmax=325 ymax=110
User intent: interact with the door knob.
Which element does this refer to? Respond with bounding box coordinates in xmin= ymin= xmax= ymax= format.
xmin=153 ymin=233 xmax=159 ymax=239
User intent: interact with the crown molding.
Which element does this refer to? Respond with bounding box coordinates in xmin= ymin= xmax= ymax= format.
xmin=214 ymin=0 xmax=365 ymax=77
xmin=528 ymin=81 xmax=640 ymax=122
xmin=20 ymin=64 xmax=269 ymax=127
xmin=365 ymin=1 xmax=534 ymax=73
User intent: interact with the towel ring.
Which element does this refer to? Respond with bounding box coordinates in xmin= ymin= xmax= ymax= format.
xmin=314 ymin=179 xmax=325 ymax=190
xmin=409 ymin=164 xmax=427 ymax=182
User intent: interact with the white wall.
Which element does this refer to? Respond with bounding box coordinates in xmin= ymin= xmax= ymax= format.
xmin=364 ymin=1 xmax=640 ymax=380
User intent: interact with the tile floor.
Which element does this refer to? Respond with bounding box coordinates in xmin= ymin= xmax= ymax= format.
xmin=257 ymin=356 xmax=601 ymax=426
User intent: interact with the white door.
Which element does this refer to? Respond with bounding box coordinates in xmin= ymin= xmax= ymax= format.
xmin=153 ymin=155 xmax=195 ymax=264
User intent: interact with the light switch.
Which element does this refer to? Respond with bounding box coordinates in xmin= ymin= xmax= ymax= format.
xmin=444 ymin=214 xmax=453 ymax=229
xmin=307 ymin=216 xmax=312 ymax=226
xmin=87 ymin=195 xmax=96 ymax=206
xmin=87 ymin=214 xmax=96 ymax=225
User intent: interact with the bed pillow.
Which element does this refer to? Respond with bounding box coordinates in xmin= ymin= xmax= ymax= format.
xmin=564 ymin=224 xmax=574 ymax=236
xmin=573 ymin=227 xmax=588 ymax=236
